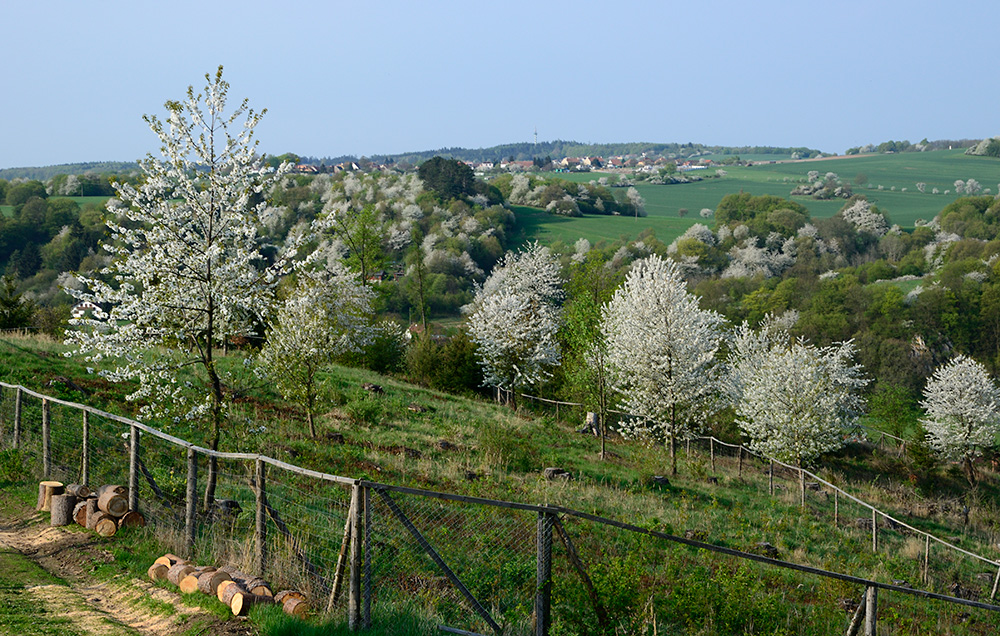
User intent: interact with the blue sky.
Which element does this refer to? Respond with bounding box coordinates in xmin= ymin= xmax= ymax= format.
xmin=1 ymin=0 xmax=997 ymax=169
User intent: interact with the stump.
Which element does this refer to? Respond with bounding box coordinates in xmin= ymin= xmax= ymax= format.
xmin=198 ymin=570 xmax=231 ymax=595
xmin=98 ymin=490 xmax=128 ymax=517
xmin=179 ymin=573 xmax=202 ymax=594
xmin=65 ymin=484 xmax=92 ymax=498
xmin=85 ymin=498 xmax=100 ymax=530
xmin=220 ymin=582 xmax=248 ymax=607
xmin=50 ymin=494 xmax=77 ymax=526
xmin=167 ymin=563 xmax=196 ymax=586
xmin=231 ymin=591 xmax=269 ymax=616
xmin=282 ymin=596 xmax=310 ymax=617
xmin=148 ymin=563 xmax=169 ymax=582
xmin=94 ymin=515 xmax=118 ymax=537
xmin=37 ymin=481 xmax=64 ymax=512
xmin=96 ymin=484 xmax=127 ymax=498
xmin=274 ymin=590 xmax=306 ymax=604
xmin=117 ymin=511 xmax=146 ymax=529
xmin=73 ymin=501 xmax=88 ymax=527
xmin=153 ymin=553 xmax=184 ymax=568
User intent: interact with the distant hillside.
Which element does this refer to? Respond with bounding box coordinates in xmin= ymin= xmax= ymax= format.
xmin=303 ymin=140 xmax=827 ymax=166
xmin=0 ymin=161 xmax=138 ymax=180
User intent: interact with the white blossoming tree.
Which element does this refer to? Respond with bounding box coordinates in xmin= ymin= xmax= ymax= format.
xmin=467 ymin=242 xmax=563 ymax=403
xmin=256 ymin=263 xmax=373 ymax=437
xmin=921 ymin=355 xmax=1000 ymax=485
xmin=728 ymin=320 xmax=867 ymax=467
xmin=65 ymin=67 xmax=300 ymax=506
xmin=603 ymin=254 xmax=726 ymax=474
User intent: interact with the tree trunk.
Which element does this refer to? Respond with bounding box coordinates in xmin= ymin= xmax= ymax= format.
xmin=37 ymin=481 xmax=64 ymax=511
xmin=669 ymin=433 xmax=677 ymax=476
xmin=307 ymin=387 xmax=316 ymax=438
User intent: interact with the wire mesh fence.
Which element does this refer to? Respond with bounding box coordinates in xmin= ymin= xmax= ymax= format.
xmin=3 ymin=380 xmax=1000 ymax=635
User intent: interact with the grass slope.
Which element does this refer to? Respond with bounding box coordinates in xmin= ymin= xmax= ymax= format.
xmin=2 ymin=332 xmax=1000 ymax=635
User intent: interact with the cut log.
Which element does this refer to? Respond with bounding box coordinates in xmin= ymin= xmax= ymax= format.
xmin=231 ymin=591 xmax=269 ymax=616
xmin=198 ymin=570 xmax=231 ymax=595
xmin=153 ymin=553 xmax=184 ymax=568
xmin=97 ymin=490 xmax=128 ymax=517
xmin=85 ymin=498 xmax=100 ymax=530
xmin=65 ymin=484 xmax=92 ymax=498
xmin=274 ymin=590 xmax=306 ymax=604
xmin=179 ymin=573 xmax=202 ymax=594
xmin=50 ymin=494 xmax=77 ymax=526
xmin=37 ymin=481 xmax=64 ymax=511
xmin=73 ymin=501 xmax=88 ymax=527
xmin=167 ymin=563 xmax=196 ymax=586
xmin=147 ymin=562 xmax=169 ymax=582
xmin=117 ymin=511 xmax=146 ymax=529
xmin=94 ymin=516 xmax=118 ymax=537
xmin=282 ymin=596 xmax=310 ymax=618
xmin=96 ymin=484 xmax=127 ymax=498
xmin=221 ymin=582 xmax=248 ymax=607
xmin=216 ymin=579 xmax=236 ymax=603
xmin=242 ymin=577 xmax=273 ymax=597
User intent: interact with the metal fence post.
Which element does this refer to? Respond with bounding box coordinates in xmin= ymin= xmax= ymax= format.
xmin=864 ymin=585 xmax=878 ymax=635
xmin=536 ymin=505 xmax=554 ymax=636
xmin=255 ymin=458 xmax=267 ymax=577
xmin=42 ymin=399 xmax=51 ymax=478
xmin=348 ymin=483 xmax=362 ymax=630
xmin=185 ymin=447 xmax=197 ymax=558
xmin=128 ymin=424 xmax=139 ymax=511
xmin=81 ymin=411 xmax=89 ymax=486
xmin=13 ymin=388 xmax=21 ymax=450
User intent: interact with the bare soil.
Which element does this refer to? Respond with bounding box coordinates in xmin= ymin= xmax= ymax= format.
xmin=0 ymin=490 xmax=252 ymax=636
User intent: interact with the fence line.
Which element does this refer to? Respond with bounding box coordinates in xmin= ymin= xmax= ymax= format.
xmin=521 ymin=393 xmax=1000 ymax=575
xmin=3 ymin=379 xmax=1000 ymax=635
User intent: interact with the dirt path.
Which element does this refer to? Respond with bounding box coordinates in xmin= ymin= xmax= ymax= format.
xmin=0 ymin=493 xmax=249 ymax=636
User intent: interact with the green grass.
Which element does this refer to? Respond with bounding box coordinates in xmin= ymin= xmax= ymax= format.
xmin=3 ymin=333 xmax=1000 ymax=634
xmin=518 ymin=150 xmax=1000 ymax=247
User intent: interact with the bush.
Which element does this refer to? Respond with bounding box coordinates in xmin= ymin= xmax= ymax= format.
xmin=344 ymin=392 xmax=384 ymax=426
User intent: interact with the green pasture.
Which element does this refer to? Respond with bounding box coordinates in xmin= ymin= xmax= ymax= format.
xmin=521 ymin=151 xmax=1000 ymax=246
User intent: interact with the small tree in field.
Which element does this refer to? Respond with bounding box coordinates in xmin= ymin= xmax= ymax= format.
xmin=467 ymin=242 xmax=562 ymax=403
xmin=729 ymin=320 xmax=867 ymax=467
xmin=921 ymin=355 xmax=1000 ymax=485
xmin=256 ymin=263 xmax=372 ymax=437
xmin=66 ymin=67 xmax=301 ymax=506
xmin=603 ymin=254 xmax=726 ymax=474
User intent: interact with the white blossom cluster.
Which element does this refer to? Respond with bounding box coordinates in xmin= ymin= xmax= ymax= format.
xmin=839 ymin=198 xmax=889 ymax=237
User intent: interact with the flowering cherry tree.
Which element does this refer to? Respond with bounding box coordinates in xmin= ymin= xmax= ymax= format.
xmin=467 ymin=242 xmax=562 ymax=402
xmin=921 ymin=355 xmax=1000 ymax=484
xmin=728 ymin=319 xmax=867 ymax=466
xmin=256 ymin=263 xmax=372 ymax=437
xmin=602 ymin=254 xmax=726 ymax=474
xmin=66 ymin=67 xmax=301 ymax=505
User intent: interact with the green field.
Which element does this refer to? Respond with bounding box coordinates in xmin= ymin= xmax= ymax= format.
xmin=520 ymin=150 xmax=1000 ymax=247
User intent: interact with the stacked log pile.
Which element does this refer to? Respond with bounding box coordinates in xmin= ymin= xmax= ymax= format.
xmin=41 ymin=481 xmax=146 ymax=536
xmin=148 ymin=553 xmax=309 ymax=617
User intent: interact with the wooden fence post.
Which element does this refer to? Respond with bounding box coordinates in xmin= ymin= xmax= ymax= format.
xmin=799 ymin=468 xmax=805 ymax=508
xmin=536 ymin=505 xmax=554 ymax=636
xmin=363 ymin=486 xmax=372 ymax=629
xmin=991 ymin=563 xmax=1000 ymax=601
xmin=923 ymin=535 xmax=930 ymax=585
xmin=42 ymin=399 xmax=51 ymax=478
xmin=768 ymin=460 xmax=774 ymax=496
xmin=81 ymin=411 xmax=89 ymax=486
xmin=0 ymin=386 xmax=4 ymax=443
xmin=13 ymin=388 xmax=21 ymax=450
xmin=864 ymin=585 xmax=877 ymax=636
xmin=128 ymin=424 xmax=139 ymax=512
xmin=255 ymin=458 xmax=267 ymax=577
xmin=555 ymin=403 xmax=560 ymax=424
xmin=738 ymin=446 xmax=743 ymax=477
xmin=834 ymin=490 xmax=839 ymax=527
xmin=185 ymin=447 xmax=197 ymax=559
xmin=710 ymin=438 xmax=715 ymax=472
xmin=348 ymin=483 xmax=362 ymax=631
xmin=871 ymin=509 xmax=878 ymax=553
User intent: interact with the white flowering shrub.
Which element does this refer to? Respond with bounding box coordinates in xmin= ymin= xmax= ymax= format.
xmin=603 ymin=254 xmax=726 ymax=474
xmin=839 ymin=198 xmax=889 ymax=237
xmin=728 ymin=321 xmax=867 ymax=466
xmin=921 ymin=355 xmax=1000 ymax=484
xmin=256 ymin=263 xmax=373 ymax=436
xmin=467 ymin=243 xmax=563 ymax=395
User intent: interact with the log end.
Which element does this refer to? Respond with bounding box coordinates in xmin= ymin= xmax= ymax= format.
xmin=147 ymin=563 xmax=169 ymax=582
xmin=282 ymin=596 xmax=310 ymax=618
xmin=94 ymin=517 xmax=118 ymax=537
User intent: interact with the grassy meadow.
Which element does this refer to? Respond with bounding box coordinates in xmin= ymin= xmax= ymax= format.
xmin=516 ymin=150 xmax=1000 ymax=248
xmin=2 ymin=331 xmax=1000 ymax=635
